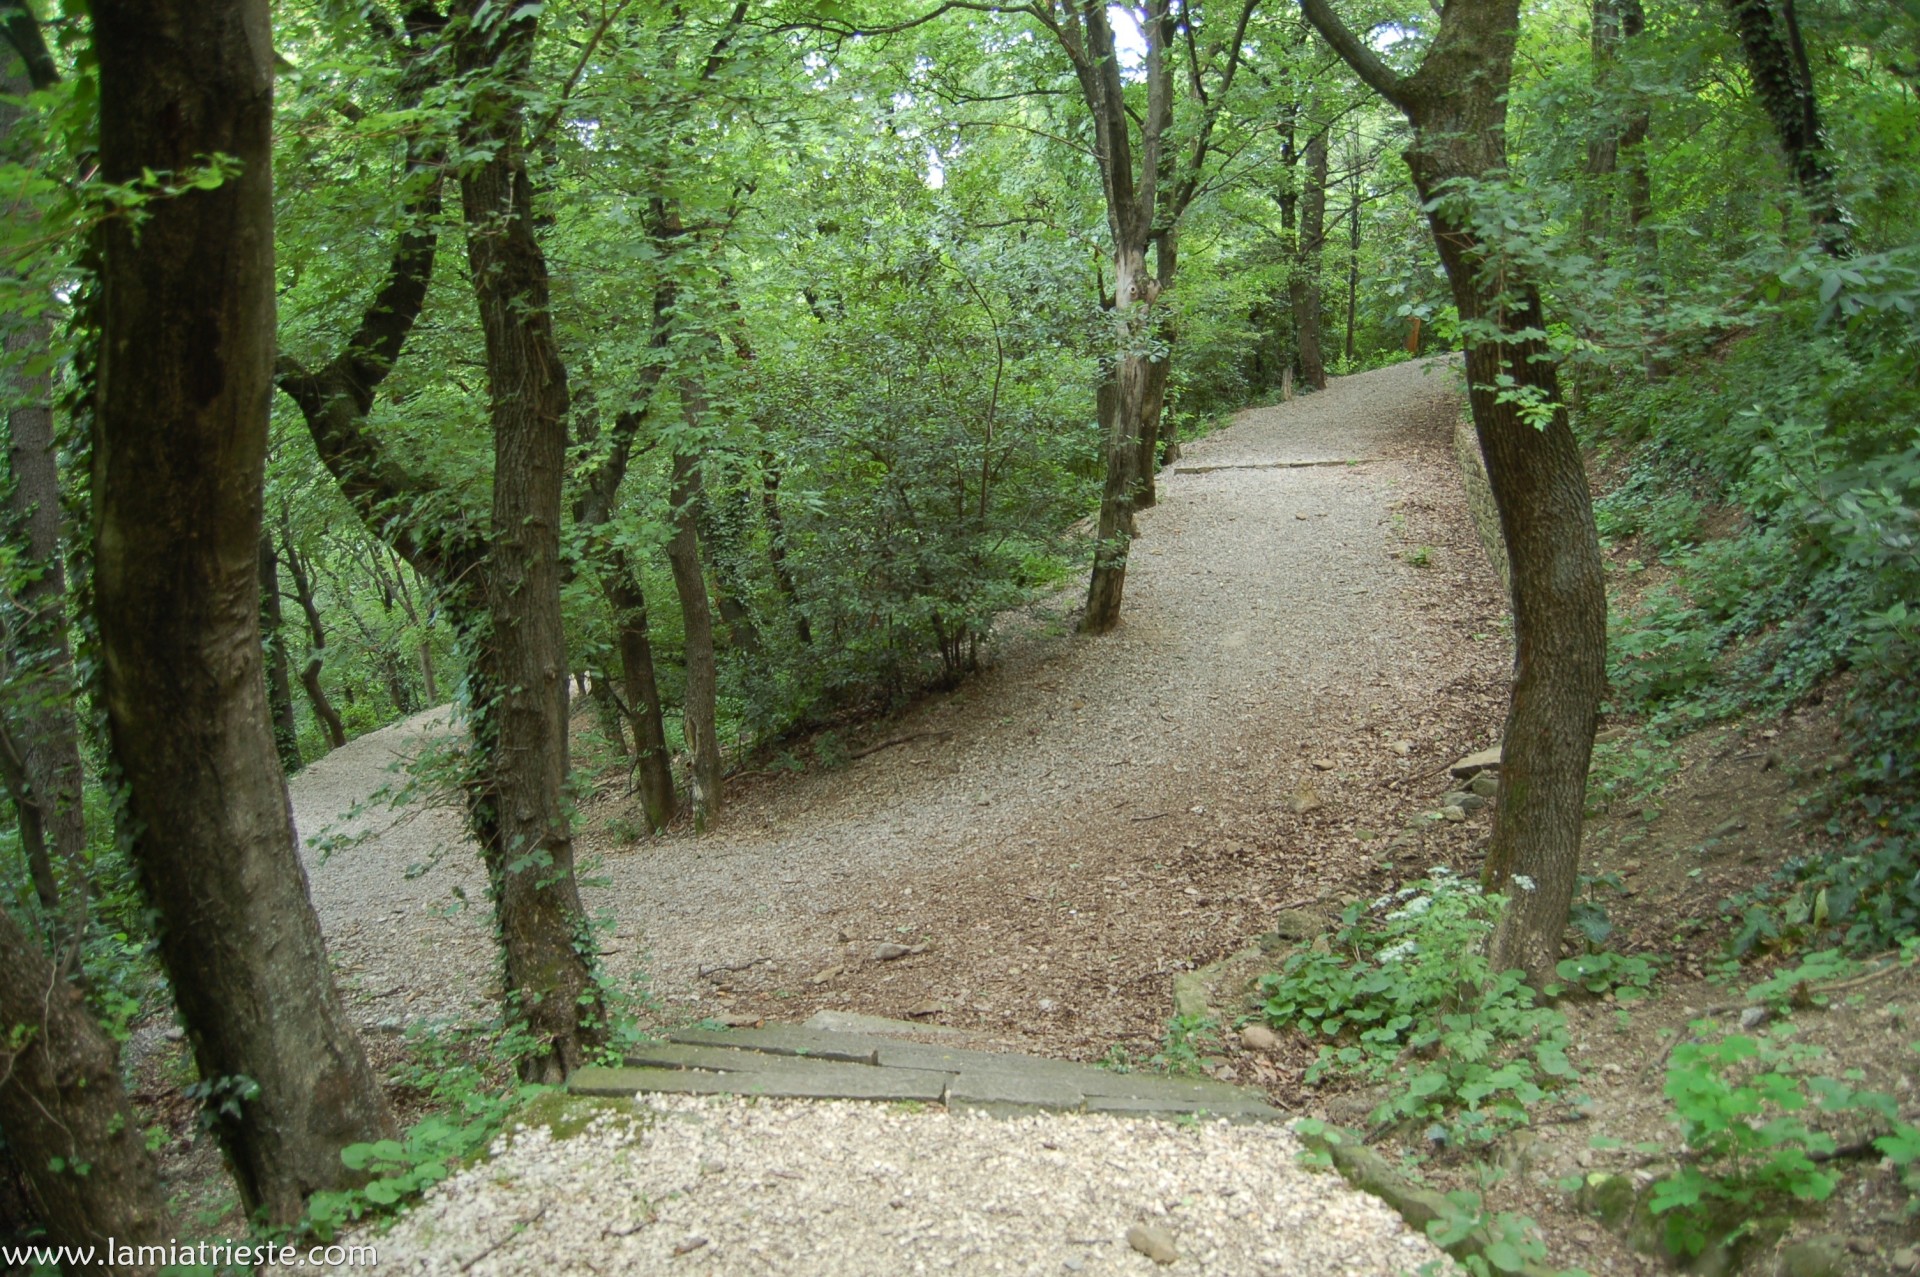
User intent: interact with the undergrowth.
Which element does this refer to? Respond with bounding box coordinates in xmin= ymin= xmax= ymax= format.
xmin=1258 ymin=872 xmax=1651 ymax=1145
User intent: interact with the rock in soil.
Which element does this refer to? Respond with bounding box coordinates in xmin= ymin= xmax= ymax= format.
xmin=1127 ymin=1224 xmax=1181 ymax=1264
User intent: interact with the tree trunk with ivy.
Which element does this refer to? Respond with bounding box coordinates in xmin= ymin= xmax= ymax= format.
xmin=1723 ymin=0 xmax=1852 ymax=258
xmin=452 ymin=0 xmax=602 ymax=1080
xmin=0 ymin=904 xmax=178 ymax=1269
xmin=1302 ymin=0 xmax=1608 ymax=987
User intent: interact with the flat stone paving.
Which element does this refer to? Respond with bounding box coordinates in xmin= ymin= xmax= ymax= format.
xmin=568 ymin=1012 xmax=1284 ymax=1122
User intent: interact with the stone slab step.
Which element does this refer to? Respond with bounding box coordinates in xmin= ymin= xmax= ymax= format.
xmin=570 ymin=1063 xmax=949 ymax=1103
xmin=582 ymin=1024 xmax=1285 ymax=1122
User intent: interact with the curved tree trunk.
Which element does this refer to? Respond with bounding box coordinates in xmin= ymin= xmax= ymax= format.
xmin=91 ymin=0 xmax=394 ymax=1221
xmin=282 ymin=539 xmax=348 ymax=750
xmin=0 ymin=904 xmax=176 ymax=1270
xmin=1302 ymin=0 xmax=1609 ymax=987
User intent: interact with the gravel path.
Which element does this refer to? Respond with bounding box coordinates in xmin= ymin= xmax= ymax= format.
xmin=287 ymin=356 xmax=1504 ymax=1273
xmin=292 ymin=355 xmax=1501 ymax=1044
xmin=310 ymin=1098 xmax=1448 ymax=1276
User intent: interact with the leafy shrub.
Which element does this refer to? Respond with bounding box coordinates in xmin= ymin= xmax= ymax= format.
xmin=1258 ymin=872 xmax=1578 ymax=1142
xmin=1652 ymin=1027 xmax=1852 ymax=1257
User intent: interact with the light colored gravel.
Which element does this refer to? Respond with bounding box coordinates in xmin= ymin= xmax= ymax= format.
xmin=296 ymin=1096 xmax=1451 ymax=1276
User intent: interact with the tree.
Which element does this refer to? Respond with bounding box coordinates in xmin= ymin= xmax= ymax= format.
xmin=1301 ymin=0 xmax=1609 ymax=985
xmin=1028 ymin=0 xmax=1257 ymax=633
xmin=1 ymin=0 xmax=87 ymax=971
xmin=278 ymin=0 xmax=606 ymax=1079
xmin=1290 ymin=126 xmax=1330 ymax=390
xmin=451 ymin=0 xmax=604 ymax=1075
xmin=0 ymin=903 xmax=177 ymax=1271
xmin=90 ymin=0 xmax=395 ymax=1221
xmin=1723 ymin=0 xmax=1852 ymax=257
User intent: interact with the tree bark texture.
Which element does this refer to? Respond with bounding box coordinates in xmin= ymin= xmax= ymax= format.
xmin=605 ymin=556 xmax=677 ymax=832
xmin=1723 ymin=0 xmax=1852 ymax=257
xmin=0 ymin=905 xmax=177 ymax=1271
xmin=666 ymin=427 xmax=723 ymax=830
xmin=453 ymin=0 xmax=602 ymax=1081
xmin=1301 ymin=0 xmax=1609 ymax=987
xmin=91 ymin=0 xmax=394 ymax=1221
xmin=259 ymin=534 xmax=303 ymax=770
xmin=1290 ymin=130 xmax=1330 ymax=392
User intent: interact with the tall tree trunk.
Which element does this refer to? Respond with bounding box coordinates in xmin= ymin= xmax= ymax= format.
xmin=1723 ymin=0 xmax=1852 ymax=257
xmin=259 ymin=533 xmax=303 ymax=770
xmin=1290 ymin=130 xmax=1330 ymax=392
xmin=666 ymin=417 xmax=724 ymax=829
xmin=281 ymin=539 xmax=348 ymax=750
xmin=453 ymin=0 xmax=602 ymax=1082
xmin=604 ymin=556 xmax=676 ymax=832
xmin=1082 ymin=240 xmax=1153 ymax=634
xmin=1137 ymin=228 xmax=1180 ymax=485
xmin=759 ymin=451 xmax=811 ymax=645
xmin=1345 ymin=166 xmax=1360 ymax=365
xmin=91 ymin=0 xmax=394 ymax=1221
xmin=1303 ymin=0 xmax=1609 ymax=988
xmin=0 ymin=904 xmax=177 ymax=1271
xmin=1 ymin=24 xmax=87 ymax=967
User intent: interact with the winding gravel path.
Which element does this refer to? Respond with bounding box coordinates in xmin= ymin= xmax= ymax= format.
xmin=286 ymin=357 xmax=1504 ymax=1273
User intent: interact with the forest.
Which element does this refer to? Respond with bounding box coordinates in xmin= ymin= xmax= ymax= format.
xmin=0 ymin=0 xmax=1917 ymax=1271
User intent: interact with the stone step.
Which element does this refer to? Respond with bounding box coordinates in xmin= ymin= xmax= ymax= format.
xmin=571 ymin=1062 xmax=950 ymax=1103
xmin=576 ymin=1023 xmax=1285 ymax=1122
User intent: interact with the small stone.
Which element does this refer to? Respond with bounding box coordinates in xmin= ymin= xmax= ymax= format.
xmin=1441 ymin=790 xmax=1475 ymax=808
xmin=1892 ymin=1246 xmax=1918 ymax=1269
xmin=163 ymin=1027 xmax=185 ymax=1043
xmin=1289 ymin=784 xmax=1322 ymax=814
xmin=808 ymin=963 xmax=844 ymax=985
xmin=874 ymin=942 xmax=918 ymax=961
xmin=672 ymin=1237 xmax=708 ymax=1257
xmin=1240 ymin=1024 xmax=1280 ymax=1051
xmin=1440 ymin=805 xmax=1467 ymax=823
xmin=699 ymin=1158 xmax=726 ymax=1176
xmin=1311 ymin=758 xmax=1336 ymax=771
xmin=1449 ymin=746 xmax=1502 ymax=779
xmin=1064 ymin=1257 xmax=1086 ymax=1272
xmin=1389 ymin=740 xmax=1412 ymax=757
xmin=720 ymin=1012 xmax=763 ymax=1027
xmin=1779 ymin=1236 xmax=1847 ymax=1277
xmin=1127 ymin=1224 xmax=1180 ymax=1264
xmin=1738 ymin=1006 xmax=1770 ymax=1031
xmin=905 ymin=1000 xmax=945 ymax=1018
xmin=1469 ymin=774 xmax=1499 ymax=798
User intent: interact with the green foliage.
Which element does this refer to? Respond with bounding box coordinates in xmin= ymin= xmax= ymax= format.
xmin=1148 ymin=1013 xmax=1219 ymax=1077
xmin=1258 ymin=873 xmax=1579 ymax=1143
xmin=1651 ymin=1027 xmax=1850 ymax=1257
xmin=304 ymin=1020 xmax=552 ymax=1239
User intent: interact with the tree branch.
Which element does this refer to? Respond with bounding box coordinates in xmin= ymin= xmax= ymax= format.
xmin=1297 ymin=0 xmax=1412 ymax=110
